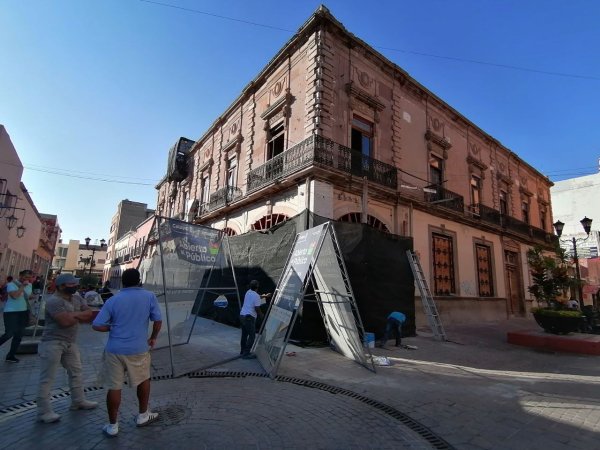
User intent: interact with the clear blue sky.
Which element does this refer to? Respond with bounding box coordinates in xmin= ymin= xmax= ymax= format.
xmin=1 ymin=0 xmax=599 ymax=242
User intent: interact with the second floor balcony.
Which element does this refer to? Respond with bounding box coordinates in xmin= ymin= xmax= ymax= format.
xmin=247 ymin=135 xmax=398 ymax=193
xmin=470 ymin=203 xmax=556 ymax=243
xmin=424 ymin=185 xmax=465 ymax=214
xmin=209 ymin=185 xmax=243 ymax=210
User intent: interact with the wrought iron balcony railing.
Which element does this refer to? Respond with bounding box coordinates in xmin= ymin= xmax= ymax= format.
xmin=425 ymin=185 xmax=464 ymax=213
xmin=247 ymin=135 xmax=398 ymax=193
xmin=470 ymin=203 xmax=555 ymax=243
xmin=209 ymin=186 xmax=243 ymax=210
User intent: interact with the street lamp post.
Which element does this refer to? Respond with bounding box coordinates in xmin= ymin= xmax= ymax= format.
xmin=553 ymin=216 xmax=593 ymax=308
xmin=78 ymin=254 xmax=92 ymax=275
xmin=84 ymin=237 xmax=107 ymax=276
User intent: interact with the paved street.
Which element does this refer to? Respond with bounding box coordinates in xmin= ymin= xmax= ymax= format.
xmin=0 ymin=315 xmax=599 ymax=449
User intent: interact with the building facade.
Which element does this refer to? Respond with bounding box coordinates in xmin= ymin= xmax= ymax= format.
xmin=0 ymin=125 xmax=59 ymax=282
xmin=103 ymin=199 xmax=154 ymax=281
xmin=105 ymin=215 xmax=153 ymax=288
xmin=551 ymin=165 xmax=600 ymax=305
xmin=551 ymin=168 xmax=600 ymax=259
xmin=51 ymin=239 xmax=107 ymax=279
xmin=155 ymin=7 xmax=555 ymax=325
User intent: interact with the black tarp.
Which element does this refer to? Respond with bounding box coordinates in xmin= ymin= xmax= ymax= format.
xmin=196 ymin=210 xmax=415 ymax=342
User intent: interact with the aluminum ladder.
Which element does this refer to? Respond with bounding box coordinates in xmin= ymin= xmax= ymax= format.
xmin=406 ymin=250 xmax=447 ymax=341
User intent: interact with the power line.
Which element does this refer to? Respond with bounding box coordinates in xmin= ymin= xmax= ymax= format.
xmin=25 ymin=163 xmax=158 ymax=182
xmin=25 ymin=166 xmax=157 ymax=186
xmin=0 ymin=159 xmax=161 ymax=185
xmin=139 ymin=0 xmax=294 ymax=32
xmin=138 ymin=1 xmax=600 ymax=82
xmin=376 ymin=46 xmax=600 ymax=81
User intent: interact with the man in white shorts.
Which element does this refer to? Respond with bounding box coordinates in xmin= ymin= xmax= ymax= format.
xmin=92 ymin=268 xmax=162 ymax=437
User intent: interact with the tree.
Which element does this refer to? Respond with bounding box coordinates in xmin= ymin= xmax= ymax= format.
xmin=526 ymin=245 xmax=572 ymax=309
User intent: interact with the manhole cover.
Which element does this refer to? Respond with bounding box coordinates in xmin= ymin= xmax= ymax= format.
xmin=152 ymin=404 xmax=188 ymax=426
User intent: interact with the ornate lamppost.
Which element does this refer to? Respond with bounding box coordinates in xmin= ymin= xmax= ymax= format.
xmin=553 ymin=216 xmax=593 ymax=307
xmin=84 ymin=237 xmax=107 ymax=276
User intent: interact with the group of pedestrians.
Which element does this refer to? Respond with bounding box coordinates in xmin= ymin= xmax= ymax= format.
xmin=0 ymin=268 xmax=163 ymax=438
xmin=2 ymin=268 xmax=407 ymax=437
xmin=0 ymin=270 xmax=36 ymax=363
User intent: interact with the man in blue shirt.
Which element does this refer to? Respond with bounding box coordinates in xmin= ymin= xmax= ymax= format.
xmin=0 ymin=270 xmax=34 ymax=363
xmin=92 ymin=268 xmax=162 ymax=437
xmin=379 ymin=311 xmax=406 ymax=348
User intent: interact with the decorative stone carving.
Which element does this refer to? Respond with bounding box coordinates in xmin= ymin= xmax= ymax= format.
xmin=222 ymin=133 xmax=243 ymax=156
xmin=520 ymin=176 xmax=528 ymax=188
xmin=273 ymin=80 xmax=284 ymax=97
xmin=425 ymin=129 xmax=451 ymax=159
xmin=496 ymin=172 xmax=513 ymax=185
xmin=427 ymin=115 xmax=445 ymax=134
xmin=260 ymin=89 xmax=292 ymax=122
xmin=519 ymin=182 xmax=533 ymax=198
xmin=345 ymin=81 xmax=385 ymax=112
xmin=199 ymin=156 xmax=213 ymax=172
xmin=467 ymin=155 xmax=488 ymax=179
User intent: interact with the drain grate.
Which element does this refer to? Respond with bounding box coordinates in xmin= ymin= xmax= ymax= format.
xmin=187 ymin=370 xmax=454 ymax=450
xmin=1 ymin=370 xmax=454 ymax=449
xmin=152 ymin=404 xmax=188 ymax=426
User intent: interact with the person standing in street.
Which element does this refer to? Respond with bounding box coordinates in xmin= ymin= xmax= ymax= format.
xmin=378 ymin=311 xmax=406 ymax=348
xmin=36 ymin=273 xmax=98 ymax=423
xmin=92 ymin=268 xmax=162 ymax=437
xmin=0 ymin=270 xmax=35 ymax=363
xmin=239 ymin=280 xmax=270 ymax=359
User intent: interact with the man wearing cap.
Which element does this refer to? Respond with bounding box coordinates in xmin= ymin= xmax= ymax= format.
xmin=36 ymin=273 xmax=98 ymax=423
xmin=239 ymin=280 xmax=271 ymax=359
xmin=0 ymin=269 xmax=35 ymax=363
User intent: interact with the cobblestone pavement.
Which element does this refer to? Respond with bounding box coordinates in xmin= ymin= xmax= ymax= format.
xmin=0 ymin=316 xmax=599 ymax=449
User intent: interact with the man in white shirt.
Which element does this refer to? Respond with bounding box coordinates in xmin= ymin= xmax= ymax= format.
xmin=239 ymin=280 xmax=270 ymax=359
xmin=84 ymin=286 xmax=103 ymax=307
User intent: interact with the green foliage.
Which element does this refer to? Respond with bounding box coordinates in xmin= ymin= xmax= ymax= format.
xmin=531 ymin=307 xmax=583 ymax=318
xmin=79 ymin=274 xmax=100 ymax=288
xmin=526 ymin=245 xmax=573 ymax=308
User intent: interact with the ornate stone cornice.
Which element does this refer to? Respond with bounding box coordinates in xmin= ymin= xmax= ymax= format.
xmin=260 ymin=91 xmax=292 ymax=121
xmin=425 ymin=130 xmax=452 ymax=158
xmin=222 ymin=133 xmax=243 ymax=155
xmin=199 ymin=157 xmax=214 ymax=173
xmin=496 ymin=172 xmax=513 ymax=185
xmin=519 ymin=186 xmax=533 ymax=197
xmin=467 ymin=155 xmax=488 ymax=171
xmin=345 ymin=82 xmax=385 ymax=111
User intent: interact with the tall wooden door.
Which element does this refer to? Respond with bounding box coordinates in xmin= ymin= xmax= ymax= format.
xmin=505 ymin=250 xmax=524 ymax=315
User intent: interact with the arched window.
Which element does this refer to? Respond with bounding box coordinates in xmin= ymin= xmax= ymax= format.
xmin=222 ymin=227 xmax=237 ymax=236
xmin=338 ymin=212 xmax=390 ymax=233
xmin=252 ymin=214 xmax=289 ymax=231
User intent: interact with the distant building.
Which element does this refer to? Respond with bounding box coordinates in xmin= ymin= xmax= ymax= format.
xmin=551 ymin=163 xmax=600 ymax=305
xmin=37 ymin=213 xmax=61 ymax=277
xmin=103 ymin=200 xmax=154 ymax=282
xmin=104 ymin=215 xmax=154 ymax=288
xmin=155 ymin=7 xmax=555 ymax=325
xmin=52 ymin=238 xmax=107 ymax=279
xmin=551 ymin=166 xmax=600 ymax=259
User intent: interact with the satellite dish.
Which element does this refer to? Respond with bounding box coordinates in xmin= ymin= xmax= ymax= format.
xmin=213 ymin=295 xmax=228 ymax=308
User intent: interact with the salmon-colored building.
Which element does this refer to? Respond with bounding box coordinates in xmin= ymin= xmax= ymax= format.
xmin=155 ymin=7 xmax=555 ymax=325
